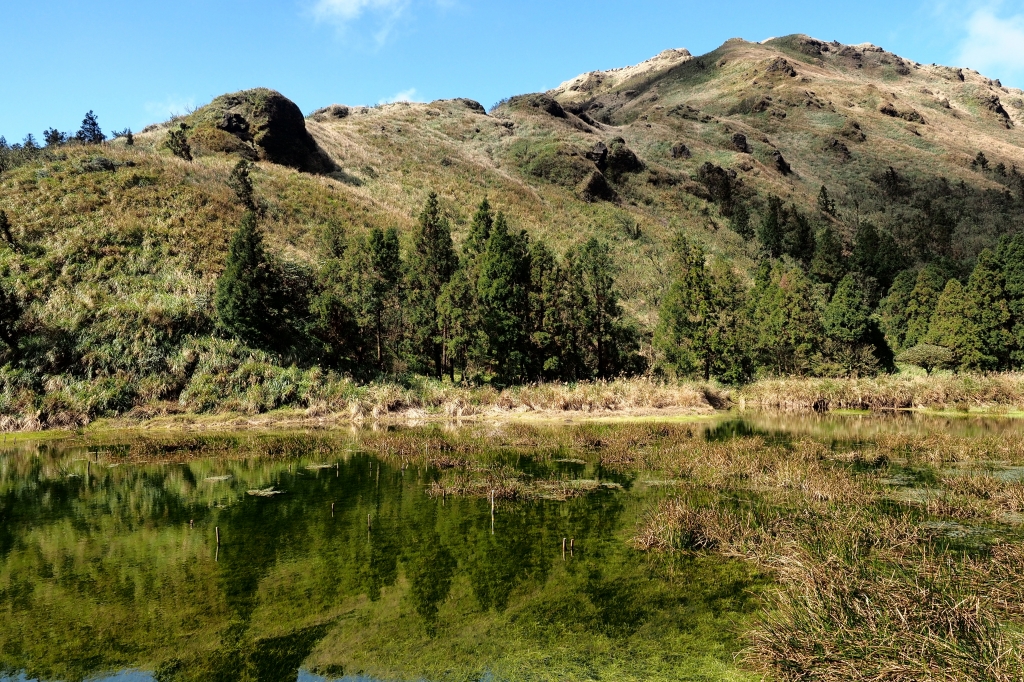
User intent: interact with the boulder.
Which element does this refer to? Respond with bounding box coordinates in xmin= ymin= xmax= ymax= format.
xmin=585 ymin=142 xmax=609 ymax=169
xmin=578 ymin=170 xmax=616 ymax=202
xmin=604 ymin=137 xmax=644 ymax=181
xmin=732 ymin=133 xmax=751 ymax=153
xmin=186 ymin=88 xmax=334 ymax=173
xmin=671 ymin=143 xmax=692 ymax=159
xmin=772 ymin=150 xmax=791 ymax=175
xmin=310 ymin=104 xmax=350 ymax=121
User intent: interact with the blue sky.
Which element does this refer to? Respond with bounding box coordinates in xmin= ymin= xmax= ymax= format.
xmin=2 ymin=0 xmax=1024 ymax=141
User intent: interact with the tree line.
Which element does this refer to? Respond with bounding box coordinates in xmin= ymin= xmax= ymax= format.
xmin=215 ymin=163 xmax=640 ymax=384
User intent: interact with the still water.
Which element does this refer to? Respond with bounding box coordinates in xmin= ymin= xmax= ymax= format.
xmin=0 ymin=427 xmax=766 ymax=682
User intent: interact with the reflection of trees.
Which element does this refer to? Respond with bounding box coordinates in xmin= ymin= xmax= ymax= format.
xmin=466 ymin=506 xmax=550 ymax=612
xmin=406 ymin=533 xmax=456 ymax=630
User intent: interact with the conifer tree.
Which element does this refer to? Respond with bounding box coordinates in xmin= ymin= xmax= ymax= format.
xmin=904 ymin=266 xmax=947 ymax=349
xmin=464 ymin=198 xmax=494 ymax=256
xmin=964 ymin=249 xmax=1013 ymax=370
xmin=655 ymin=235 xmax=714 ymax=379
xmin=758 ymin=195 xmax=785 ymax=258
xmin=75 ymin=111 xmax=104 ymax=144
xmin=215 ymin=212 xmax=282 ymax=351
xmin=527 ymin=239 xmax=568 ymax=379
xmin=877 ymin=269 xmax=916 ymax=351
xmin=166 ymin=123 xmax=192 ymax=161
xmin=731 ymin=202 xmax=753 ymax=240
xmin=822 ymin=274 xmax=870 ymax=343
xmin=998 ymin=232 xmax=1024 ymax=365
xmin=228 ymin=160 xmax=257 ymax=212
xmin=343 ymin=227 xmax=402 ymax=372
xmin=925 ymin=279 xmax=975 ymax=370
xmin=817 ymin=185 xmax=837 ymax=216
xmin=748 ymin=263 xmax=822 ymax=375
xmin=809 ymin=224 xmax=845 ymax=285
xmin=437 ymin=267 xmax=475 ymax=381
xmin=406 ymin=192 xmax=458 ymax=378
xmin=477 ymin=213 xmax=532 ymax=383
xmin=784 ymin=207 xmax=815 ymax=267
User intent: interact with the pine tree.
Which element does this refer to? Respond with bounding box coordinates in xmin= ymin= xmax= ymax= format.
xmin=43 ymin=128 xmax=67 ymax=147
xmin=477 ymin=213 xmax=532 ymax=383
xmin=75 ymin=111 xmax=104 ymax=144
xmin=998 ymin=232 xmax=1024 ymax=365
xmin=963 ymin=249 xmax=1013 ymax=370
xmin=215 ymin=212 xmax=283 ymax=351
xmin=822 ymin=274 xmax=870 ymax=343
xmin=655 ymin=234 xmax=714 ymax=379
xmin=809 ymin=225 xmax=845 ymax=285
xmin=904 ymin=265 xmax=947 ymax=348
xmin=877 ymin=269 xmax=916 ymax=351
xmin=783 ymin=206 xmax=815 ymax=267
xmin=228 ymin=160 xmax=257 ymax=212
xmin=527 ymin=239 xmax=568 ymax=379
xmin=166 ymin=123 xmax=192 ymax=161
xmin=758 ymin=195 xmax=785 ymax=258
xmin=748 ymin=263 xmax=822 ymax=376
xmin=464 ymin=198 xmax=494 ymax=256
xmin=405 ymin=192 xmax=458 ymax=378
xmin=925 ymin=279 xmax=975 ymax=370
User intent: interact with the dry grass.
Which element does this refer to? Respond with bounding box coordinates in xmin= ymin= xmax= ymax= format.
xmin=630 ymin=432 xmax=1024 ymax=681
xmin=740 ymin=373 xmax=1024 ymax=412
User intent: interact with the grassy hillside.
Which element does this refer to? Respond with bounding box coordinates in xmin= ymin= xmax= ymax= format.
xmin=0 ymin=35 xmax=1023 ymax=426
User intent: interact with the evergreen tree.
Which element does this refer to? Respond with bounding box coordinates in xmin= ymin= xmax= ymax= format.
xmin=476 ymin=213 xmax=532 ymax=383
xmin=925 ymin=279 xmax=975 ymax=370
xmin=215 ymin=212 xmax=285 ymax=352
xmin=904 ymin=265 xmax=947 ymax=349
xmin=822 ymin=274 xmax=870 ymax=343
xmin=748 ymin=263 xmax=822 ymax=376
xmin=0 ymin=210 xmax=14 ymax=248
xmin=228 ymin=160 xmax=257 ymax=212
xmin=809 ymin=224 xmax=845 ymax=285
xmin=464 ymin=198 xmax=494 ymax=256
xmin=783 ymin=207 xmax=815 ymax=267
xmin=731 ymin=202 xmax=753 ymax=240
xmin=757 ymin=195 xmax=785 ymax=258
xmin=43 ymin=128 xmax=67 ymax=147
xmin=406 ymin=192 xmax=458 ymax=378
xmin=851 ymin=222 xmax=880 ymax=277
xmin=998 ymin=232 xmax=1024 ymax=365
xmin=963 ymin=249 xmax=1013 ymax=370
xmin=527 ymin=239 xmax=569 ymax=379
xmin=310 ymin=255 xmax=362 ymax=371
xmin=75 ymin=111 xmax=104 ymax=144
xmin=877 ymin=269 xmax=916 ymax=351
xmin=565 ymin=238 xmax=634 ymax=378
xmin=817 ymin=185 xmax=837 ymax=216
xmin=166 ymin=123 xmax=192 ymax=161
xmin=343 ymin=227 xmax=403 ymax=372
xmin=656 ymin=235 xmax=712 ymax=378
xmin=437 ymin=267 xmax=475 ymax=381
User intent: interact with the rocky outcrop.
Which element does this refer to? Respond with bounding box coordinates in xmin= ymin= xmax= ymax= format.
xmin=186 ymin=89 xmax=334 ymax=173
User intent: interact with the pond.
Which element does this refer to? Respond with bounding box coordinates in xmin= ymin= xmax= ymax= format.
xmin=0 ymin=425 xmax=767 ymax=682
xmin=5 ymin=411 xmax=1024 ymax=682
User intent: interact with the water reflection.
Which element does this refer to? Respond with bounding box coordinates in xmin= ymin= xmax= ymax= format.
xmin=0 ymin=438 xmax=763 ymax=682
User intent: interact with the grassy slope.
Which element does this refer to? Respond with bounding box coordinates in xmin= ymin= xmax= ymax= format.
xmin=1 ymin=35 xmax=1024 ymax=426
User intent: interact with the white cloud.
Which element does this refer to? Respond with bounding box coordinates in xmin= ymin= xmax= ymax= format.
xmin=144 ymin=96 xmax=196 ymax=121
xmin=378 ymin=88 xmax=420 ymax=104
xmin=957 ymin=6 xmax=1024 ymax=78
xmin=312 ymin=0 xmax=407 ymax=22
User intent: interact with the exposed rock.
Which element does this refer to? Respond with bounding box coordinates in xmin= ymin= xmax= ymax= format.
xmin=671 ymin=143 xmax=692 ymax=159
xmin=772 ymin=151 xmax=791 ymax=175
xmin=978 ymin=95 xmax=1013 ymax=128
xmin=187 ymin=88 xmax=334 ymax=173
xmin=578 ymin=170 xmax=616 ymax=202
xmin=840 ymin=119 xmax=866 ymax=142
xmin=455 ymin=98 xmax=486 ymax=114
xmin=879 ymin=102 xmax=926 ymax=124
xmin=765 ymin=57 xmax=797 ymax=77
xmin=732 ymin=133 xmax=751 ymax=153
xmin=824 ymin=137 xmax=851 ymax=161
xmin=585 ymin=142 xmax=609 ymax=169
xmin=696 ymin=162 xmax=733 ymax=206
xmin=604 ymin=138 xmax=644 ymax=181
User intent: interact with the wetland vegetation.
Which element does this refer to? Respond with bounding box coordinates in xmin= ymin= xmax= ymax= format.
xmin=3 ymin=414 xmax=1024 ymax=681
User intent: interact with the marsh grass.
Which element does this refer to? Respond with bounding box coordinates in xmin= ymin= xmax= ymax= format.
xmin=631 ymin=431 xmax=1024 ymax=681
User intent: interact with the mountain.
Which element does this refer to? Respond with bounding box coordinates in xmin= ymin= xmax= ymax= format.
xmin=0 ymin=35 xmax=1023 ymax=424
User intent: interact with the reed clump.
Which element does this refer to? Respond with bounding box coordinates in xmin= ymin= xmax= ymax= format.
xmin=740 ymin=373 xmax=1024 ymax=412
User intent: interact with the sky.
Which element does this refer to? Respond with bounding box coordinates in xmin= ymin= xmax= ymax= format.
xmin=2 ymin=0 xmax=1024 ymax=142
